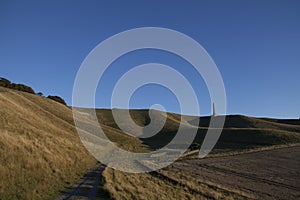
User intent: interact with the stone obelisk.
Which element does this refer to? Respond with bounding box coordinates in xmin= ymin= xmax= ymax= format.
xmin=212 ymin=103 xmax=217 ymax=117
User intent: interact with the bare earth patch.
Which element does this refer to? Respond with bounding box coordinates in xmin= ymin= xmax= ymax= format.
xmin=167 ymin=146 xmax=300 ymax=200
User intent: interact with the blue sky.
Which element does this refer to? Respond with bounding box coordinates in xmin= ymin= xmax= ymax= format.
xmin=0 ymin=0 xmax=299 ymax=118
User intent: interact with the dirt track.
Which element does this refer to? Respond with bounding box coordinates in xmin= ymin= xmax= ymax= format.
xmin=57 ymin=164 xmax=107 ymax=200
xmin=170 ymin=146 xmax=300 ymax=199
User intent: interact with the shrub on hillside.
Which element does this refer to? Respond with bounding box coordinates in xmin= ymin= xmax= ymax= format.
xmin=0 ymin=78 xmax=35 ymax=94
xmin=36 ymin=92 xmax=44 ymax=96
xmin=0 ymin=78 xmax=11 ymax=87
xmin=11 ymin=83 xmax=35 ymax=94
xmin=47 ymin=95 xmax=67 ymax=106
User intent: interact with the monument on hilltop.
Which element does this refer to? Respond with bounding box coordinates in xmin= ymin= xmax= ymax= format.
xmin=212 ymin=103 xmax=217 ymax=117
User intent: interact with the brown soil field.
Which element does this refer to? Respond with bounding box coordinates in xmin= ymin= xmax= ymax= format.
xmin=165 ymin=146 xmax=300 ymax=200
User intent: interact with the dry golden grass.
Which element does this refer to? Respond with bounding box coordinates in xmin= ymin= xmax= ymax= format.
xmin=102 ymin=167 xmax=254 ymax=200
xmin=102 ymin=167 xmax=206 ymax=200
xmin=0 ymin=88 xmax=97 ymax=199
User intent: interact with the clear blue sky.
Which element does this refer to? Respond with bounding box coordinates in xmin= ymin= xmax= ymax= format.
xmin=0 ymin=0 xmax=299 ymax=118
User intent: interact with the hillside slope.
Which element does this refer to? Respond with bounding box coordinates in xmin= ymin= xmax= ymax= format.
xmin=0 ymin=87 xmax=97 ymax=199
xmin=0 ymin=86 xmax=149 ymax=199
xmin=185 ymin=115 xmax=300 ymax=153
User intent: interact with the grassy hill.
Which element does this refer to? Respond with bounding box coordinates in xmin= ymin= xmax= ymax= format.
xmin=0 ymin=86 xmax=150 ymax=199
xmin=1 ymin=85 xmax=300 ymax=199
xmin=97 ymin=109 xmax=300 ymax=153
xmin=0 ymin=87 xmax=97 ymax=199
xmin=189 ymin=115 xmax=300 ymax=154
